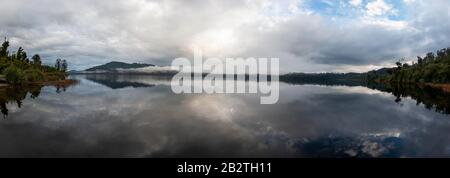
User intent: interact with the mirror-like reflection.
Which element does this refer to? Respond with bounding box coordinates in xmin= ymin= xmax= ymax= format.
xmin=0 ymin=86 xmax=41 ymax=117
xmin=0 ymin=81 xmax=77 ymax=118
xmin=83 ymin=75 xmax=172 ymax=89
xmin=367 ymin=83 xmax=450 ymax=114
xmin=0 ymin=74 xmax=449 ymax=157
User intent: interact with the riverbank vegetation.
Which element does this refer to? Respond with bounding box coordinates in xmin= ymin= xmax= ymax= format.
xmin=281 ymin=47 xmax=450 ymax=94
xmin=368 ymin=48 xmax=450 ymax=84
xmin=0 ymin=40 xmax=69 ymax=85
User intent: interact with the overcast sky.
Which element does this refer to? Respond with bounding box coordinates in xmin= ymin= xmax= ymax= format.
xmin=0 ymin=0 xmax=449 ymax=72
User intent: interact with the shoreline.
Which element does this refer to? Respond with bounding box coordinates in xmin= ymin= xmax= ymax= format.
xmin=425 ymin=83 xmax=450 ymax=93
xmin=0 ymin=79 xmax=79 ymax=88
xmin=373 ymin=80 xmax=450 ymax=93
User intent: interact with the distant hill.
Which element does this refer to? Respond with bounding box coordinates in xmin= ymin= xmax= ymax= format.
xmin=86 ymin=61 xmax=155 ymax=72
xmin=366 ymin=67 xmax=392 ymax=81
xmin=367 ymin=68 xmax=391 ymax=76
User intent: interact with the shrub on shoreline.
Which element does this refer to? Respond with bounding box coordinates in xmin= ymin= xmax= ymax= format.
xmin=24 ymin=68 xmax=45 ymax=82
xmin=4 ymin=64 xmax=24 ymax=84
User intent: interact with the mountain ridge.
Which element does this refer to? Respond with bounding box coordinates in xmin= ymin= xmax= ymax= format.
xmin=85 ymin=61 xmax=155 ymax=71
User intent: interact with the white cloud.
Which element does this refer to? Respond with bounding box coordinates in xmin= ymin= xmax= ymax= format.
xmin=403 ymin=0 xmax=416 ymax=5
xmin=366 ymin=0 xmax=394 ymax=16
xmin=349 ymin=0 xmax=363 ymax=7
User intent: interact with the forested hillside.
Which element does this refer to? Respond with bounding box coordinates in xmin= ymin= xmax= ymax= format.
xmin=368 ymin=48 xmax=450 ymax=84
xmin=0 ymin=40 xmax=68 ymax=85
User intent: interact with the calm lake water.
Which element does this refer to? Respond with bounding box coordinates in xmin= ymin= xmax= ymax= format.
xmin=0 ymin=74 xmax=449 ymax=158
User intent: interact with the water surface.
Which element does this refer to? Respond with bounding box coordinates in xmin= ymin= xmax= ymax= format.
xmin=0 ymin=75 xmax=449 ymax=158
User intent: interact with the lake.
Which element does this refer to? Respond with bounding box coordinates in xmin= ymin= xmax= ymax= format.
xmin=0 ymin=74 xmax=449 ymax=158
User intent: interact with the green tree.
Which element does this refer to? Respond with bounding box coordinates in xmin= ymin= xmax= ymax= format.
xmin=396 ymin=62 xmax=402 ymax=68
xmin=16 ymin=47 xmax=24 ymax=60
xmin=3 ymin=64 xmax=24 ymax=84
xmin=381 ymin=47 xmax=450 ymax=84
xmin=424 ymin=52 xmax=435 ymax=63
xmin=417 ymin=56 xmax=423 ymax=65
xmin=55 ymin=58 xmax=61 ymax=71
xmin=61 ymin=59 xmax=68 ymax=72
xmin=0 ymin=40 xmax=9 ymax=58
xmin=32 ymin=54 xmax=42 ymax=66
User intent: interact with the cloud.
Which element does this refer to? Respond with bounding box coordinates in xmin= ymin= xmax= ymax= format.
xmin=0 ymin=0 xmax=448 ymax=72
xmin=349 ymin=0 xmax=363 ymax=7
xmin=366 ymin=0 xmax=394 ymax=17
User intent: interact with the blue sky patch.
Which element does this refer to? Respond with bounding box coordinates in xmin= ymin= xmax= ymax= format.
xmin=303 ymin=0 xmax=408 ymax=21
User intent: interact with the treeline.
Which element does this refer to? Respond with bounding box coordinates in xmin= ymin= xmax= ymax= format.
xmin=280 ymin=73 xmax=367 ymax=86
xmin=369 ymin=48 xmax=450 ymax=83
xmin=0 ymin=40 xmax=68 ymax=85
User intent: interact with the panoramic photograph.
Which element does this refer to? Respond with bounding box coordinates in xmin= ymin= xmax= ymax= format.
xmin=0 ymin=0 xmax=450 ymax=174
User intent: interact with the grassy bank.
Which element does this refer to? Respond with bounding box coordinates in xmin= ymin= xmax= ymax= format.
xmin=40 ymin=79 xmax=79 ymax=88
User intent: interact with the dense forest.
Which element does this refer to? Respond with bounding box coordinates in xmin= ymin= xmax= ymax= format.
xmin=368 ymin=47 xmax=450 ymax=84
xmin=283 ymin=47 xmax=450 ymax=86
xmin=0 ymin=39 xmax=68 ymax=85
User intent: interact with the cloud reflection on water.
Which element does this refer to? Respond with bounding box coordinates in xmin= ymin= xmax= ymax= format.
xmin=0 ymin=75 xmax=449 ymax=157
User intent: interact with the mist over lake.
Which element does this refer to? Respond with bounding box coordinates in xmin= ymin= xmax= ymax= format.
xmin=0 ymin=75 xmax=449 ymax=158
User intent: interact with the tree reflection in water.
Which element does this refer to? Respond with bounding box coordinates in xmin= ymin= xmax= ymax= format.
xmin=283 ymin=79 xmax=450 ymax=115
xmin=0 ymin=81 xmax=78 ymax=118
xmin=1 ymin=78 xmax=450 ymax=119
xmin=368 ymin=83 xmax=450 ymax=115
